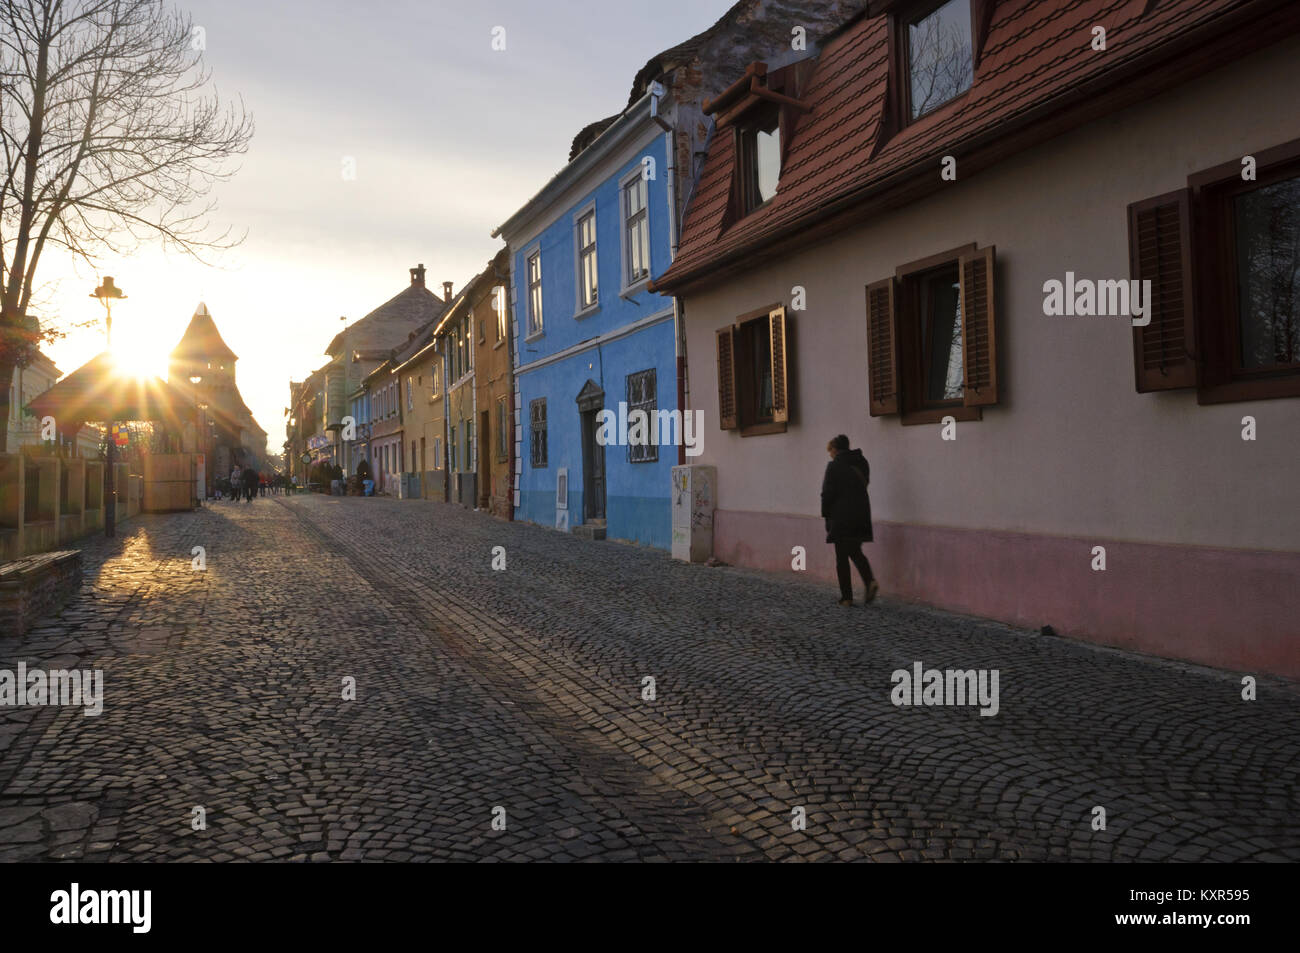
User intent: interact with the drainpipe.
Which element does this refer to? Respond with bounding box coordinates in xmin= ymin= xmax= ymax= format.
xmin=652 ymin=81 xmax=688 ymax=467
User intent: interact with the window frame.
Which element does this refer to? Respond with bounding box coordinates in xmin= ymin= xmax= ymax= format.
xmin=719 ymin=303 xmax=790 ymax=437
xmin=525 ymin=245 xmax=544 ymax=339
xmin=496 ymin=395 xmax=509 ymax=463
xmin=626 ymin=368 xmax=658 ymax=464
xmin=619 ymin=167 xmax=651 ymax=295
xmin=494 ymin=285 xmax=507 ymax=346
xmin=573 ymin=200 xmax=600 ymax=317
xmin=1188 ymin=138 xmax=1300 ymax=404
xmin=895 ymin=244 xmax=982 ymax=425
xmin=887 ymin=0 xmax=978 ymax=133
xmin=736 ymin=102 xmax=782 ymax=216
xmin=529 ymin=397 xmax=548 ymax=468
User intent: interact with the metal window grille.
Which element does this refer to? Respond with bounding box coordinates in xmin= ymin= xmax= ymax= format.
xmin=529 ymin=397 xmax=547 ymax=468
xmin=627 ymin=368 xmax=657 ymax=463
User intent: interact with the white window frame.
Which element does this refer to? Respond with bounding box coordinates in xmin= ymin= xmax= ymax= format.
xmin=572 ymin=200 xmax=599 ymax=318
xmin=619 ymin=166 xmax=651 ymax=295
xmin=524 ymin=244 xmax=544 ymax=339
xmin=494 ymin=285 xmax=507 ymax=345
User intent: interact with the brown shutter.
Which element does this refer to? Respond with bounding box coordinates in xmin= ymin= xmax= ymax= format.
xmin=959 ymin=245 xmax=998 ymax=407
xmin=716 ymin=325 xmax=738 ymax=430
xmin=865 ymin=277 xmax=899 ymax=415
xmin=769 ymin=306 xmax=789 ymax=424
xmin=1129 ymin=190 xmax=1197 ymax=391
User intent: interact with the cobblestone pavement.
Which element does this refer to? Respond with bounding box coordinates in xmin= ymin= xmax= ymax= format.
xmin=1 ymin=494 xmax=1297 ymax=862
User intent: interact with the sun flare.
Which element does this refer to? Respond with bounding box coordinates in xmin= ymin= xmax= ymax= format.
xmin=110 ymin=335 xmax=169 ymax=380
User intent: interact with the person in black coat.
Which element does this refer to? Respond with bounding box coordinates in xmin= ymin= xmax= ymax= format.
xmin=242 ymin=466 xmax=258 ymax=503
xmin=821 ymin=434 xmax=878 ymax=606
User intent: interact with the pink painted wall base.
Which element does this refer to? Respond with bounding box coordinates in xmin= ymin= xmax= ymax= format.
xmin=714 ymin=510 xmax=1300 ymax=679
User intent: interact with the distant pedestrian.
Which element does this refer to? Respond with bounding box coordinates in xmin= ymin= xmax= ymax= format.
xmin=229 ymin=465 xmax=242 ymax=502
xmin=243 ymin=465 xmax=258 ymax=503
xmin=821 ymin=434 xmax=878 ymax=606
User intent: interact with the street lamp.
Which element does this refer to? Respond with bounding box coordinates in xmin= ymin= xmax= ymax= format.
xmin=91 ymin=277 xmax=126 ymax=537
xmin=90 ymin=277 xmax=127 ymax=347
xmin=189 ymin=375 xmax=208 ymax=505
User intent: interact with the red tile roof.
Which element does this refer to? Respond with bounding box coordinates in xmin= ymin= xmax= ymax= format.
xmin=654 ymin=0 xmax=1296 ymax=293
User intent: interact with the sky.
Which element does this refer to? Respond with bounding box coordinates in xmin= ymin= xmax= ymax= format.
xmin=41 ymin=0 xmax=734 ymax=451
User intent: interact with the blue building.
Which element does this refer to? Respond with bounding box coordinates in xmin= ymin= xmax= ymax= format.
xmin=495 ymin=90 xmax=679 ymax=549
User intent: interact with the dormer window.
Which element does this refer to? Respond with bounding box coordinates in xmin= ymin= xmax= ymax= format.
xmin=739 ymin=104 xmax=781 ymax=213
xmin=905 ymin=0 xmax=973 ymax=120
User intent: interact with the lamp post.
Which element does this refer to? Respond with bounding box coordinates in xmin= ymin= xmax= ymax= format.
xmin=91 ymin=277 xmax=127 ymax=537
xmin=189 ymin=375 xmax=208 ymax=506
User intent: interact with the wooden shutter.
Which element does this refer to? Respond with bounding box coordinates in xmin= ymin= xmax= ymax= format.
xmin=769 ymin=306 xmax=789 ymax=424
xmin=716 ymin=325 xmax=738 ymax=430
xmin=865 ymin=277 xmax=899 ymax=415
xmin=959 ymin=245 xmax=999 ymax=407
xmin=1129 ymin=190 xmax=1197 ymax=391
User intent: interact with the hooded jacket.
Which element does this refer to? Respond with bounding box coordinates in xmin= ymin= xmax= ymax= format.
xmin=821 ymin=448 xmax=873 ymax=544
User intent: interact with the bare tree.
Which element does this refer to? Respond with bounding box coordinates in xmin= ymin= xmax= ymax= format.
xmin=0 ymin=0 xmax=252 ymax=450
xmin=908 ymin=8 xmax=973 ymax=120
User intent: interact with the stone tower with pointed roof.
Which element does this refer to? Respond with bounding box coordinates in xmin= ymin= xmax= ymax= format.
xmin=169 ymin=302 xmax=267 ymax=475
xmin=170 ymin=302 xmax=238 ymax=393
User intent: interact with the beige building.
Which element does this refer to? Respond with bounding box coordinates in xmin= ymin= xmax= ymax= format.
xmin=654 ymin=1 xmax=1300 ymax=677
xmin=323 ymin=264 xmax=451 ymax=475
xmin=6 ymin=350 xmax=98 ymax=456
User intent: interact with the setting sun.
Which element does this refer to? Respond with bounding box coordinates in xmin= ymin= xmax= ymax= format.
xmin=110 ymin=331 xmax=170 ymax=380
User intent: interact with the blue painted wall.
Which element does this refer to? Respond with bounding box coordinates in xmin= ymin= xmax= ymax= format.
xmin=513 ymin=128 xmax=678 ymax=549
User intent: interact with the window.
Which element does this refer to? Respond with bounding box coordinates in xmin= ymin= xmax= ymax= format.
xmin=464 ymin=418 xmax=473 ymax=469
xmin=430 ymin=362 xmax=440 ymax=397
xmin=1134 ymin=139 xmax=1300 ymax=403
xmin=478 ymin=318 xmax=485 ymax=344
xmin=905 ymin=0 xmax=973 ymax=120
xmin=449 ymin=426 xmax=457 ymax=472
xmin=526 ymin=250 xmax=543 ymax=335
xmin=406 ymin=376 xmax=413 ymax=411
xmin=738 ymin=104 xmax=781 ymax=214
xmin=716 ymin=305 xmax=790 ymax=436
xmin=915 ymin=265 xmax=965 ymax=405
xmin=495 ymin=286 xmax=507 ymax=342
xmin=865 ymin=244 xmax=998 ymax=424
xmin=627 ymin=369 xmax=658 ymax=463
xmin=434 ymin=436 xmax=442 ymax=470
xmin=529 ymin=397 xmax=547 ymax=467
xmin=623 ymin=174 xmax=650 ymax=287
xmin=496 ymin=396 xmax=509 ymax=462
xmin=577 ymin=207 xmax=599 ymax=310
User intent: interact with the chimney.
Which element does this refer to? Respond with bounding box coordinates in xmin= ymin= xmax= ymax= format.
xmin=410 ymin=263 xmax=426 ymax=288
xmin=443 ymin=281 xmax=453 ymax=302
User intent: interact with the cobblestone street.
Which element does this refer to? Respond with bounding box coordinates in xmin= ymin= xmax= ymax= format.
xmin=1 ymin=495 xmax=1297 ymax=862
